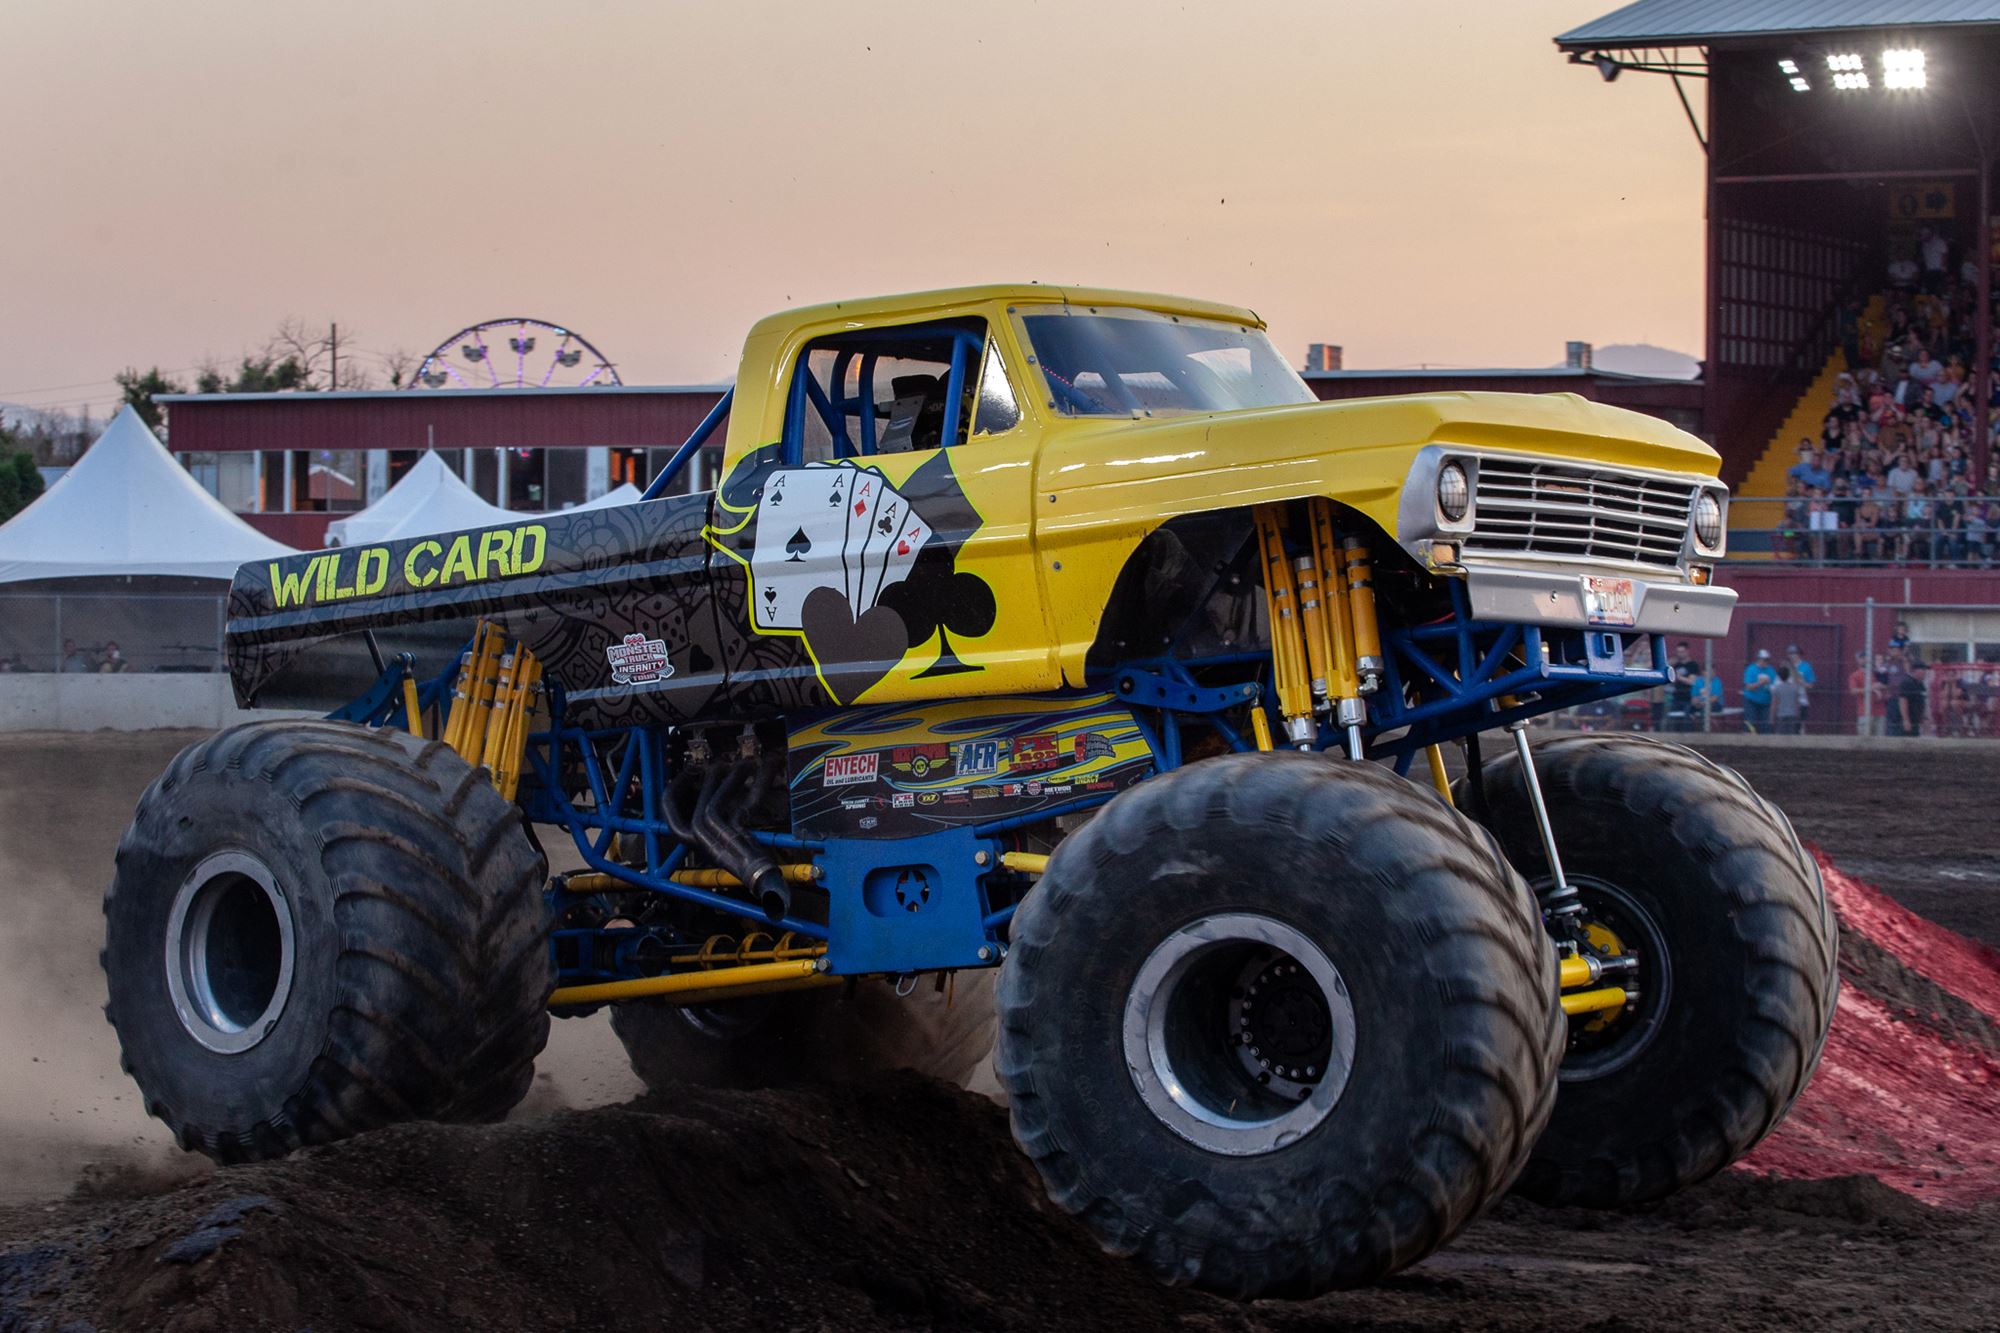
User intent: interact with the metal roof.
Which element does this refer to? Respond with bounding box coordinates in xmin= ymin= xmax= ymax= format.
xmin=1302 ymin=366 xmax=1696 ymax=385
xmin=156 ymin=383 xmax=730 ymax=405
xmin=1557 ymin=1 xmax=2000 ymax=50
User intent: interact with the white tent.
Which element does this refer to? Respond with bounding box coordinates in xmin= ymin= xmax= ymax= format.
xmin=565 ymin=482 xmax=642 ymax=511
xmin=0 ymin=406 xmax=295 ymax=583
xmin=324 ymin=451 xmax=514 ymax=547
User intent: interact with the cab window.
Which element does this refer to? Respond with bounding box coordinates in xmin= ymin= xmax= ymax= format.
xmin=785 ymin=319 xmax=1018 ymax=464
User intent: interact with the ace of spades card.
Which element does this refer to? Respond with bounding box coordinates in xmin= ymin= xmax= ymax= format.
xmin=747 ymin=462 xmax=932 ymax=631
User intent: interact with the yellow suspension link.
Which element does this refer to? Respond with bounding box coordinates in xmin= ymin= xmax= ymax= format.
xmin=999 ymin=851 xmax=1048 ymax=876
xmin=400 ymin=675 xmax=425 ymax=740
xmin=550 ymin=958 xmax=831 ymax=1008
xmin=1424 ymin=744 xmax=1454 ymax=806
xmin=1248 ymin=707 xmax=1275 ymax=751
xmin=1561 ymin=986 xmax=1630 ymax=1018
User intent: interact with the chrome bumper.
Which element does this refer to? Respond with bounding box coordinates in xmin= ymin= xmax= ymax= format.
xmin=1460 ymin=562 xmax=1736 ymax=638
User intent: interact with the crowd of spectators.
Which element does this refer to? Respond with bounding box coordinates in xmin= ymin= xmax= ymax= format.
xmin=1771 ymin=229 xmax=2000 ymax=565
xmin=0 ymin=639 xmax=134 ymax=674
xmin=1592 ymin=626 xmax=1996 ymax=738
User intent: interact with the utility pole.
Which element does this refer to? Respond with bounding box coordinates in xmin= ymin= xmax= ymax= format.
xmin=329 ymin=322 xmax=340 ymax=392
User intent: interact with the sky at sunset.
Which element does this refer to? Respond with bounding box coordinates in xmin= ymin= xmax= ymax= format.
xmin=0 ymin=1 xmax=1706 ymax=417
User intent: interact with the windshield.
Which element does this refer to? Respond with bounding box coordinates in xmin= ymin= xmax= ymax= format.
xmin=1020 ymin=309 xmax=1315 ymax=418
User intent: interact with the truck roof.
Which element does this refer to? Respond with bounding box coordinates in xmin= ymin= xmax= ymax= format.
xmin=745 ymin=284 xmax=1265 ymax=342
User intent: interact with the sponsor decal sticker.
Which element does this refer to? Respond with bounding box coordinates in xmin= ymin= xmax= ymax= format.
xmin=953 ymin=739 xmax=1001 ymax=779
xmin=1074 ymin=731 xmax=1115 ymax=763
xmin=822 ymin=752 xmax=881 ymax=787
xmin=890 ymin=743 xmax=950 ymax=778
xmin=1010 ymin=733 xmax=1061 ymax=774
xmin=891 ymin=792 xmax=915 ymax=809
xmin=605 ymin=632 xmax=674 ymax=686
xmin=859 ymin=816 xmax=879 ymax=830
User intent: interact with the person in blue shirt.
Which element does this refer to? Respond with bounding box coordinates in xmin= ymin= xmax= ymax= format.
xmin=1786 ymin=645 xmax=1816 ymax=732
xmin=1693 ymin=670 xmax=1725 ymax=727
xmin=1741 ymin=649 xmax=1777 ymax=732
xmin=1787 ymin=449 xmax=1833 ymax=493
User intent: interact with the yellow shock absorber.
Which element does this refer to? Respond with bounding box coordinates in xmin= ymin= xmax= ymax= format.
xmin=1342 ymin=536 xmax=1385 ymax=691
xmin=490 ymin=647 xmax=541 ymax=802
xmin=1292 ymin=554 xmax=1333 ymax=713
xmin=458 ymin=632 xmax=512 ymax=768
xmin=999 ymin=851 xmax=1048 ymax=876
xmin=401 ymin=674 xmax=424 ymax=740
xmin=442 ymin=623 xmax=499 ymax=757
xmin=473 ymin=639 xmax=522 ymax=773
xmin=1253 ymin=505 xmax=1315 ymax=746
xmin=1307 ymin=501 xmax=1362 ymax=705
xmin=1306 ymin=501 xmax=1367 ymax=758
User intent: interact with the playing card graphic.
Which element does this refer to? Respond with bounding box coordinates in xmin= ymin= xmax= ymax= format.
xmin=746 ymin=462 xmax=934 ymax=631
xmin=876 ymin=509 xmax=933 ymax=605
xmin=749 ymin=467 xmax=852 ymax=629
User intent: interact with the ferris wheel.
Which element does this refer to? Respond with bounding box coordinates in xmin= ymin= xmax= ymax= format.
xmin=407 ymin=318 xmax=621 ymax=390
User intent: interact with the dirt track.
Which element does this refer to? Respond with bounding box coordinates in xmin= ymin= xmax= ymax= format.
xmin=2 ymin=730 xmax=1997 ymax=1330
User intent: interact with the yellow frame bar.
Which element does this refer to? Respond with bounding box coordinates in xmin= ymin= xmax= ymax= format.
xmin=550 ymin=957 xmax=825 ymax=1007
xmin=1560 ymin=985 xmax=1629 ymax=1017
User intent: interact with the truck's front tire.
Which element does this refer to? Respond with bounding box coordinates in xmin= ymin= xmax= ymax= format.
xmin=103 ymin=720 xmax=554 ymax=1163
xmin=995 ymin=752 xmax=1562 ymax=1297
xmin=1464 ymin=734 xmax=1837 ymax=1208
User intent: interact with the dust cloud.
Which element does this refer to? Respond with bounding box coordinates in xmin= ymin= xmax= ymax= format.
xmin=0 ymin=728 xmax=642 ymax=1204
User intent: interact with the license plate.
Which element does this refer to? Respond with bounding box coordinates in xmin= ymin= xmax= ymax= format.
xmin=1582 ymin=576 xmax=1636 ymax=626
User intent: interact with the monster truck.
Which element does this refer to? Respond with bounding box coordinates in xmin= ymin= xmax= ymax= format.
xmin=104 ymin=285 xmax=1836 ymax=1295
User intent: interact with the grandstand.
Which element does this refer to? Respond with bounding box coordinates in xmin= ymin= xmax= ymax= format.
xmin=1558 ymin=1 xmax=2000 ymax=558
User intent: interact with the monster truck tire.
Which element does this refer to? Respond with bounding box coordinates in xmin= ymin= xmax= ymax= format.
xmin=995 ymin=751 xmax=1563 ymax=1297
xmin=1462 ymin=733 xmax=1837 ymax=1209
xmin=102 ymin=719 xmax=553 ymax=1164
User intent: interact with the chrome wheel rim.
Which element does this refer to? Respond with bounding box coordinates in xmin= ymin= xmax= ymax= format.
xmin=163 ymin=850 xmax=297 ymax=1054
xmin=1121 ymin=912 xmax=1356 ymax=1156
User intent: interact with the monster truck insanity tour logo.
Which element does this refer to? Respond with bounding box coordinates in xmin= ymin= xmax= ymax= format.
xmin=265 ymin=524 xmax=548 ymax=609
xmin=604 ymin=633 xmax=674 ymax=686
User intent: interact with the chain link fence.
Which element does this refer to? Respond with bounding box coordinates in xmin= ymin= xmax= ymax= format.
xmin=0 ymin=591 xmax=228 ymax=674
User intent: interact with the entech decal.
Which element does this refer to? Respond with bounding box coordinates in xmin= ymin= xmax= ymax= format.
xmin=822 ymin=752 xmax=881 ymax=787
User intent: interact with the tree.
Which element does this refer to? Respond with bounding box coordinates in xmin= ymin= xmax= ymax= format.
xmin=115 ymin=366 xmax=186 ymax=430
xmin=0 ymin=431 xmax=45 ymax=523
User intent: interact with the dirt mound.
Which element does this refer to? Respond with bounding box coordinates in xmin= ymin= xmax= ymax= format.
xmin=3 ymin=1074 xmax=1997 ymax=1333
xmin=1740 ymin=853 xmax=2000 ymax=1206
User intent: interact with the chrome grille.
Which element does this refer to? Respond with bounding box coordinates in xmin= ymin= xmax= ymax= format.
xmin=1463 ymin=457 xmax=1696 ymax=571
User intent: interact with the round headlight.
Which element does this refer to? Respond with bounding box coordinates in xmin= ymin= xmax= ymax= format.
xmin=1437 ymin=462 xmax=1470 ymax=523
xmin=1692 ymin=491 xmax=1723 ymax=549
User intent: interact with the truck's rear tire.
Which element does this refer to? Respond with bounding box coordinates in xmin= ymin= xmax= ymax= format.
xmin=995 ymin=751 xmax=1562 ymax=1297
xmin=1462 ymin=733 xmax=1837 ymax=1208
xmin=103 ymin=720 xmax=554 ymax=1163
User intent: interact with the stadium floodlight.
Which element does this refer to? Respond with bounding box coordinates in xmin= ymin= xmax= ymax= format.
xmin=1826 ymin=53 xmax=1865 ymax=72
xmin=1883 ymin=48 xmax=1927 ymax=90
xmin=1778 ymin=58 xmax=1800 ymax=74
xmin=1833 ymin=71 xmax=1871 ymax=90
xmin=1789 ymin=76 xmax=1811 ymax=93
